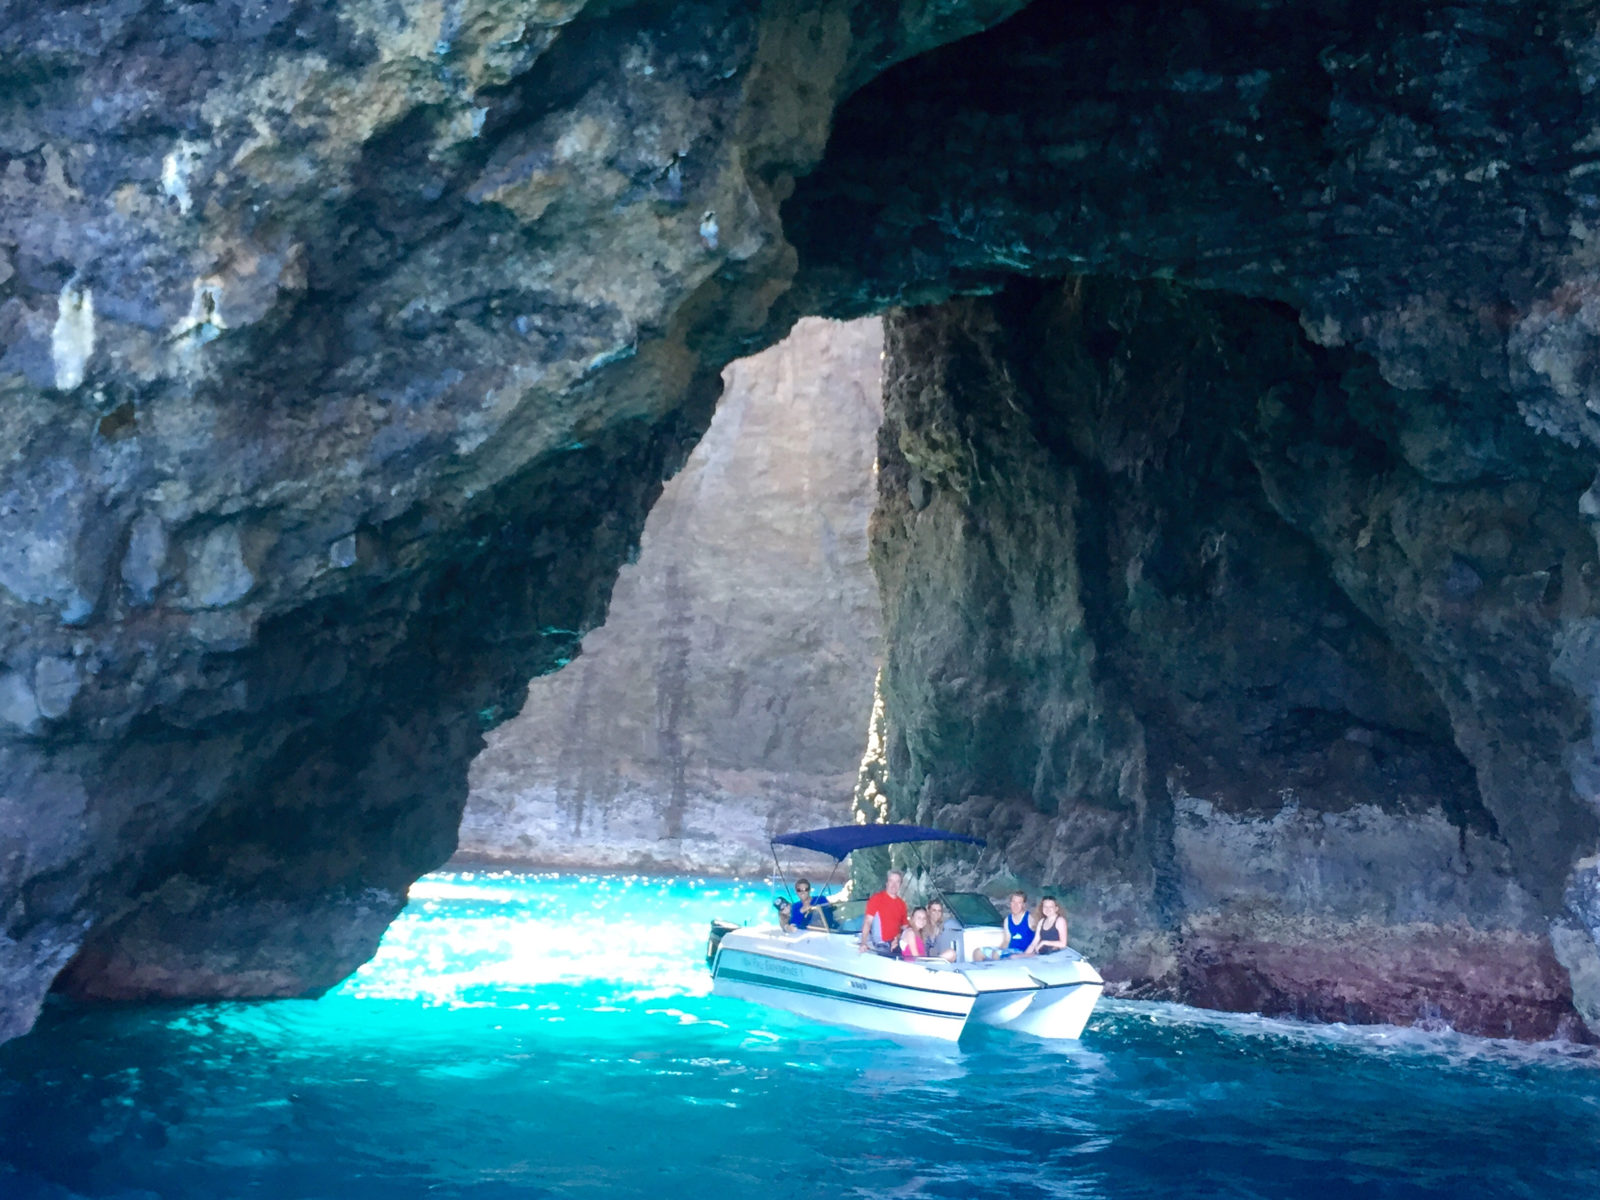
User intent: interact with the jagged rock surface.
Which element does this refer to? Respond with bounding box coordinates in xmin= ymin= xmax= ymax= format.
xmin=0 ymin=0 xmax=1022 ymax=1042
xmin=458 ymin=317 xmax=882 ymax=875
xmin=8 ymin=0 xmax=1600 ymax=1045
xmin=867 ymin=282 xmax=1596 ymax=1039
xmin=779 ymin=0 xmax=1600 ymax=1036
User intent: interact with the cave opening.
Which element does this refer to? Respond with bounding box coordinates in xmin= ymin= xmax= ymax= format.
xmin=454 ymin=317 xmax=887 ymax=878
xmin=437 ymin=254 xmax=1600 ymax=1036
xmin=8 ymin=0 xmax=1600 ymax=1052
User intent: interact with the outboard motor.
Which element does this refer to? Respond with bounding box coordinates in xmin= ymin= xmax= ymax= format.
xmin=706 ymin=919 xmax=739 ymax=969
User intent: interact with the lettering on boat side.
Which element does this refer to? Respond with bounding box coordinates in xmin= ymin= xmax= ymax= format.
xmin=849 ymin=980 xmax=867 ymax=991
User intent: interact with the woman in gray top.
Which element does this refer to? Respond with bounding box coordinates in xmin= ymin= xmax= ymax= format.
xmin=924 ymin=899 xmax=960 ymax=962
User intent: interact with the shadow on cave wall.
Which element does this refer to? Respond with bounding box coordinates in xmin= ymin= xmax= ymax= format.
xmin=862 ymin=273 xmax=1597 ymax=1037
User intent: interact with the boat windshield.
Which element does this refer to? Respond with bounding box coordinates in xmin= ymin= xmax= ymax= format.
xmin=807 ymin=894 xmax=1000 ymax=933
xmin=826 ymin=899 xmax=868 ymax=935
xmin=939 ymin=892 xmax=1003 ymax=927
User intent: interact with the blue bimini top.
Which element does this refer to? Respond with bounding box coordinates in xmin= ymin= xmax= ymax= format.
xmin=771 ymin=824 xmax=985 ymax=862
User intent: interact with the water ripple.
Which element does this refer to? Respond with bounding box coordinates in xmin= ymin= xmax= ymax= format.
xmin=0 ymin=871 xmax=1596 ymax=1200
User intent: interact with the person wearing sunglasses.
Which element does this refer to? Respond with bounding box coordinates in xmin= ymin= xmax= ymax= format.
xmin=776 ymin=878 xmax=836 ymax=931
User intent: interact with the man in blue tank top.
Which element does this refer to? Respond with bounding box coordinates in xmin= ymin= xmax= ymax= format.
xmin=1002 ymin=891 xmax=1035 ymax=957
xmin=974 ymin=890 xmax=1038 ymax=961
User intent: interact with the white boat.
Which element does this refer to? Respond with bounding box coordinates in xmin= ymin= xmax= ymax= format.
xmin=707 ymin=824 xmax=1103 ymax=1041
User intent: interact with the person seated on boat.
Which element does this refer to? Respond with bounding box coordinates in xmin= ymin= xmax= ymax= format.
xmin=1027 ymin=896 xmax=1068 ymax=956
xmin=897 ymin=907 xmax=930 ymax=959
xmin=924 ymin=899 xmax=959 ymax=962
xmin=857 ymin=869 xmax=908 ymax=954
xmin=976 ymin=891 xmax=1036 ymax=960
xmin=775 ymin=878 xmax=834 ymax=931
xmin=1001 ymin=891 xmax=1037 ymax=957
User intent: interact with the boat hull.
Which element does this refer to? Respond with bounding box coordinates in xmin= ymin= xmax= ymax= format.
xmin=961 ymin=953 xmax=1104 ymax=1040
xmin=712 ymin=933 xmax=974 ymax=1040
xmin=710 ymin=926 xmax=1103 ymax=1041
xmin=968 ymin=979 xmax=1102 ymax=1040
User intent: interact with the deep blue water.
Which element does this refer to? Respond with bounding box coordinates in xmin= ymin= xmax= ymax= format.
xmin=2 ymin=872 xmax=1599 ymax=1200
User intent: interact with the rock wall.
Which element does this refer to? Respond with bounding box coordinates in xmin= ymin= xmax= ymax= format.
xmin=0 ymin=0 xmax=1024 ymax=1043
xmin=11 ymin=0 xmax=1600 ymax=1046
xmin=458 ymin=317 xmax=882 ymax=875
xmin=868 ymin=281 xmax=1595 ymax=1040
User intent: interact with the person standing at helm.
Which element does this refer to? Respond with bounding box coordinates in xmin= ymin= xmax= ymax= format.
xmin=858 ymin=869 xmax=908 ymax=953
xmin=775 ymin=878 xmax=835 ymax=931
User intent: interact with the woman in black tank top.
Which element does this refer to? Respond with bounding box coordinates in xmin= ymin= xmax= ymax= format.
xmin=1029 ymin=897 xmax=1068 ymax=956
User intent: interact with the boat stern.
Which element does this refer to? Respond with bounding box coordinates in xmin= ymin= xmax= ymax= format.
xmin=962 ymin=952 xmax=1104 ymax=1040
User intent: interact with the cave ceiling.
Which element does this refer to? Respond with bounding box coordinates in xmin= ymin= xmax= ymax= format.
xmin=4 ymin=0 xmax=1600 ymax=1042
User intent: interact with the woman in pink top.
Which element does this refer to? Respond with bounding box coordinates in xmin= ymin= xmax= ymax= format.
xmin=898 ymin=906 xmax=931 ymax=959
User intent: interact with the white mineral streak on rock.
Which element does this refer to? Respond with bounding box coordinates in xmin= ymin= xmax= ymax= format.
xmin=459 ymin=317 xmax=884 ymax=875
xmin=328 ymin=534 xmax=358 ymax=569
xmin=171 ymin=278 xmax=227 ymax=348
xmin=1299 ymin=309 xmax=1345 ymax=347
xmin=50 ymin=283 xmax=94 ymax=391
xmin=161 ymin=141 xmax=202 ymax=214
xmin=850 ymin=668 xmax=890 ymax=826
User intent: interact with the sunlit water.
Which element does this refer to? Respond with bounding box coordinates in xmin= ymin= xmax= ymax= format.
xmin=3 ymin=872 xmax=1600 ymax=1200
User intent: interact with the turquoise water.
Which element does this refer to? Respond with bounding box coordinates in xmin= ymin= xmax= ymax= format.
xmin=3 ymin=872 xmax=1600 ymax=1200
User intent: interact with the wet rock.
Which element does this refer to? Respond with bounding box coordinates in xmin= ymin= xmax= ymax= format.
xmin=31 ymin=658 xmax=79 ymax=721
xmin=864 ymin=281 xmax=1599 ymax=1039
xmin=120 ymin=514 xmax=167 ymax=605
xmin=0 ymin=457 xmax=108 ymax=624
xmin=327 ymin=535 xmax=358 ymax=571
xmin=0 ymin=675 xmax=40 ymax=735
xmin=181 ymin=526 xmax=255 ymax=610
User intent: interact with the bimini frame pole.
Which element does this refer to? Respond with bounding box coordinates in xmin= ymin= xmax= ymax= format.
xmin=769 ymin=840 xmax=792 ymax=897
xmin=769 ymin=839 xmax=847 ymax=927
xmin=903 ymin=837 xmax=984 ymax=914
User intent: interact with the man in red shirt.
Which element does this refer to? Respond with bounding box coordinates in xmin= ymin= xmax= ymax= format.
xmin=858 ymin=869 xmax=908 ymax=953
